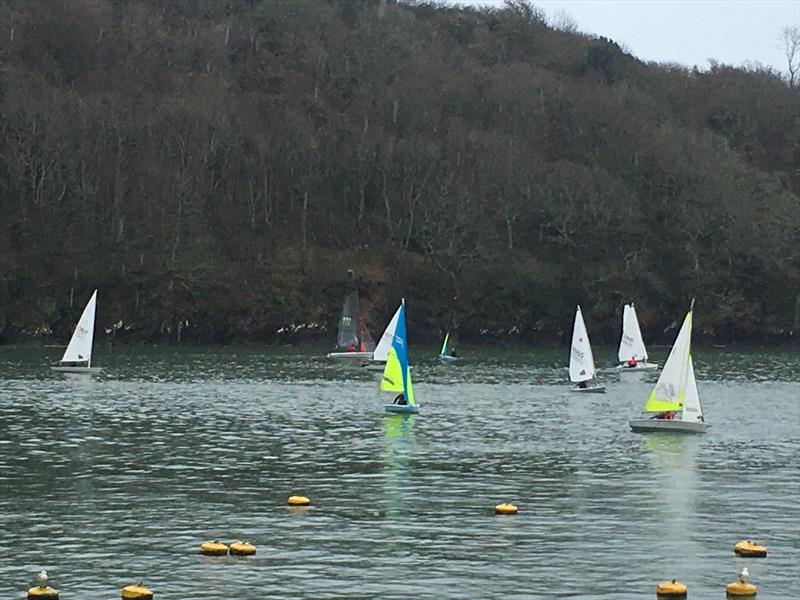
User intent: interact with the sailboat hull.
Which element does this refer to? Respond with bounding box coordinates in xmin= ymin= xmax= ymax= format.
xmin=326 ymin=351 xmax=373 ymax=360
xmin=51 ymin=366 xmax=102 ymax=374
xmin=439 ymin=355 xmax=459 ymax=362
xmin=617 ymin=362 xmax=659 ymax=372
xmin=570 ymin=385 xmax=606 ymax=393
xmin=384 ymin=404 xmax=419 ymax=414
xmin=629 ymin=418 xmax=706 ymax=434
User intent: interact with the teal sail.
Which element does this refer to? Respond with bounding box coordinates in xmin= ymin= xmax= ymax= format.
xmin=439 ymin=331 xmax=450 ymax=357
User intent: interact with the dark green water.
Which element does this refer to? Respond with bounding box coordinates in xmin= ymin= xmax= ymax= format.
xmin=1 ymin=345 xmax=798 ymax=599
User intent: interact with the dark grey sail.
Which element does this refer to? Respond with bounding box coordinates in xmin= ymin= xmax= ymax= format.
xmin=336 ymin=291 xmax=360 ymax=349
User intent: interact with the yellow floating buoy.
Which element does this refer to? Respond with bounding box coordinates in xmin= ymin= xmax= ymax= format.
xmin=726 ymin=581 xmax=757 ymax=597
xmin=494 ymin=503 xmax=518 ymax=515
xmin=121 ymin=582 xmax=153 ymax=599
xmin=734 ymin=540 xmax=767 ymax=557
xmin=656 ymin=579 xmax=687 ymax=597
xmin=288 ymin=495 xmax=311 ymax=506
xmin=229 ymin=541 xmax=256 ymax=556
xmin=200 ymin=540 xmax=229 ymax=556
xmin=727 ymin=567 xmax=756 ymax=597
xmin=27 ymin=586 xmax=59 ymax=600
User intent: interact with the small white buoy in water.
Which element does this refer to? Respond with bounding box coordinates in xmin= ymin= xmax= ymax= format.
xmin=726 ymin=567 xmax=757 ymax=597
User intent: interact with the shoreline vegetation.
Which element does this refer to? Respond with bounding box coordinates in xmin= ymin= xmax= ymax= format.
xmin=0 ymin=0 xmax=798 ymax=347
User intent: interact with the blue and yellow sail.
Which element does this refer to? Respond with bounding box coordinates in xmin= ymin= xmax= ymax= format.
xmin=380 ymin=301 xmax=416 ymax=406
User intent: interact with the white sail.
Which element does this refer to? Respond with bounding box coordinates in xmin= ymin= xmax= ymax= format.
xmin=646 ymin=311 xmax=693 ymax=410
xmin=680 ymin=356 xmax=703 ymax=423
xmin=60 ymin=290 xmax=97 ymax=366
xmin=618 ymin=303 xmax=649 ymax=362
xmin=569 ymin=306 xmax=596 ymax=383
xmin=373 ymin=302 xmax=402 ymax=362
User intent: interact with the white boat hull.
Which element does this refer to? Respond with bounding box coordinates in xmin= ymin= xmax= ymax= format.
xmin=617 ymin=362 xmax=659 ymax=372
xmin=326 ymin=351 xmax=373 ymax=359
xmin=571 ymin=385 xmax=606 ymax=393
xmin=439 ymin=355 xmax=459 ymax=362
xmin=51 ymin=366 xmax=102 ymax=374
xmin=384 ymin=404 xmax=419 ymax=414
xmin=629 ymin=418 xmax=706 ymax=434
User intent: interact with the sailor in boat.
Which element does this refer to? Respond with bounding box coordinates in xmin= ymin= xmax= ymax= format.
xmin=653 ymin=411 xmax=676 ymax=420
xmin=578 ymin=380 xmax=588 ymax=389
xmin=626 ymin=357 xmax=637 ymax=368
xmin=392 ymin=393 xmax=408 ymax=405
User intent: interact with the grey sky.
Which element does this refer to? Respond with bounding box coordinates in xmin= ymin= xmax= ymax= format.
xmin=448 ymin=0 xmax=799 ymax=73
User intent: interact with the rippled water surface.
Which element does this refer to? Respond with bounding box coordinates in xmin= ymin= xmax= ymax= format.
xmin=1 ymin=345 xmax=798 ymax=599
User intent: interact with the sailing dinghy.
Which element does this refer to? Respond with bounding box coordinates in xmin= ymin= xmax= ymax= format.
xmin=381 ymin=300 xmax=419 ymax=414
xmin=326 ymin=290 xmax=375 ymax=359
xmin=569 ymin=306 xmax=605 ymax=393
xmin=629 ymin=304 xmax=706 ymax=434
xmin=438 ymin=331 xmax=459 ymax=362
xmin=52 ymin=289 xmax=101 ymax=373
xmin=617 ymin=303 xmax=658 ymax=371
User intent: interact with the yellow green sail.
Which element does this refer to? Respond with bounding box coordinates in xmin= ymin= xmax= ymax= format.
xmin=643 ymin=310 xmax=692 ymax=413
xmin=381 ymin=347 xmax=404 ymax=393
xmin=643 ymin=391 xmax=684 ymax=413
xmin=380 ymin=347 xmax=416 ymax=406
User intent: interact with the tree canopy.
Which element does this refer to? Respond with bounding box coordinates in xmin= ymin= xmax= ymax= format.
xmin=0 ymin=0 xmax=798 ymax=346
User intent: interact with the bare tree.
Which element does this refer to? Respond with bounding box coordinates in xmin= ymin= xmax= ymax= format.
xmin=781 ymin=25 xmax=800 ymax=87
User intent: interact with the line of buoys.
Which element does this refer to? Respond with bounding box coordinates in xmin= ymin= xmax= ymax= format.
xmin=121 ymin=582 xmax=153 ymax=599
xmin=228 ymin=541 xmax=256 ymax=556
xmin=288 ymin=495 xmax=311 ymax=506
xmin=494 ymin=502 xmax=518 ymax=515
xmin=734 ymin=540 xmax=767 ymax=557
xmin=200 ymin=540 xmax=229 ymax=556
xmin=656 ymin=579 xmax=687 ymax=597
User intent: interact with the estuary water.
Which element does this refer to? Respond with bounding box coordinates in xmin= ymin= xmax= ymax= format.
xmin=0 ymin=345 xmax=798 ymax=599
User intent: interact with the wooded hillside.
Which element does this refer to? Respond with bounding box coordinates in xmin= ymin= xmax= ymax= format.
xmin=0 ymin=0 xmax=798 ymax=345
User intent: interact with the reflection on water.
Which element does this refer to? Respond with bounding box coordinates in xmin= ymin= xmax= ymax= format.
xmin=0 ymin=345 xmax=798 ymax=599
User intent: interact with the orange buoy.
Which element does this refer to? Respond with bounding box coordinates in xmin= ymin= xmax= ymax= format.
xmin=121 ymin=583 xmax=153 ymax=599
xmin=656 ymin=579 xmax=687 ymax=597
xmin=200 ymin=540 xmax=229 ymax=556
xmin=229 ymin=541 xmax=256 ymax=556
xmin=27 ymin=587 xmax=59 ymax=600
xmin=494 ymin=503 xmax=518 ymax=515
xmin=734 ymin=540 xmax=767 ymax=557
xmin=288 ymin=495 xmax=311 ymax=506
